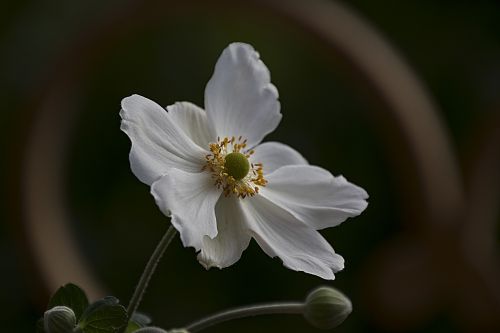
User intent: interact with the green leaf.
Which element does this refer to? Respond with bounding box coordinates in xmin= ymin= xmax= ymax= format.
xmin=48 ymin=283 xmax=89 ymax=321
xmin=78 ymin=297 xmax=127 ymax=333
xmin=80 ymin=296 xmax=119 ymax=319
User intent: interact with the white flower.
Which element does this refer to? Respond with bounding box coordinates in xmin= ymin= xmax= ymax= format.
xmin=120 ymin=43 xmax=368 ymax=279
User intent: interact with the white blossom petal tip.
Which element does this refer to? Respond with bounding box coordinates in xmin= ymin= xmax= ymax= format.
xmin=196 ymin=197 xmax=251 ymax=269
xmin=151 ymin=170 xmax=221 ymax=250
xmin=205 ymin=42 xmax=282 ymax=148
xmin=242 ymin=195 xmax=345 ymax=280
xmin=120 ymin=43 xmax=368 ymax=279
xmin=120 ymin=94 xmax=207 ymax=185
xmin=260 ymin=165 xmax=368 ymax=230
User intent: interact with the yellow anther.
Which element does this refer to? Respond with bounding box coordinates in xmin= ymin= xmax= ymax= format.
xmin=204 ymin=136 xmax=267 ymax=198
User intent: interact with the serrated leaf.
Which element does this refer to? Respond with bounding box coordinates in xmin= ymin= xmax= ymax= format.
xmin=78 ymin=297 xmax=127 ymax=333
xmin=48 ymin=283 xmax=89 ymax=321
xmin=80 ymin=304 xmax=127 ymax=333
xmin=80 ymin=296 xmax=119 ymax=321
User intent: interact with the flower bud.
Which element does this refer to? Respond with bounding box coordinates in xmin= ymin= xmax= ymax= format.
xmin=303 ymin=286 xmax=352 ymax=329
xmin=43 ymin=306 xmax=76 ymax=333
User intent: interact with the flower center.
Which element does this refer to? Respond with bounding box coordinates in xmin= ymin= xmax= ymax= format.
xmin=203 ymin=136 xmax=267 ymax=198
xmin=224 ymin=152 xmax=249 ymax=180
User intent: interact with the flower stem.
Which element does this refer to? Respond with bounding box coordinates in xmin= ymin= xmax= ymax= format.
xmin=185 ymin=302 xmax=305 ymax=332
xmin=126 ymin=225 xmax=177 ymax=318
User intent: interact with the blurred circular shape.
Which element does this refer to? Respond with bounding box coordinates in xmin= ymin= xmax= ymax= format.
xmin=13 ymin=0 xmax=478 ymax=331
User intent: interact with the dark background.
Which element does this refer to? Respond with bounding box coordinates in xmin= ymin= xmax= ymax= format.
xmin=2 ymin=0 xmax=500 ymax=332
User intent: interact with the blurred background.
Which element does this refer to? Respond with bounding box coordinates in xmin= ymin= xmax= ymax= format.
xmin=2 ymin=0 xmax=500 ymax=332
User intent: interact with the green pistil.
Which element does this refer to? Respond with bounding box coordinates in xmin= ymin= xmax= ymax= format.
xmin=224 ymin=152 xmax=250 ymax=180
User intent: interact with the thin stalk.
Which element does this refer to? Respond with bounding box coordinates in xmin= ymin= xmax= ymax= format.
xmin=185 ymin=302 xmax=305 ymax=332
xmin=126 ymin=225 xmax=177 ymax=317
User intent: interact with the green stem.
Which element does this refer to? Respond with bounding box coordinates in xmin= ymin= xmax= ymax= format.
xmin=185 ymin=302 xmax=305 ymax=332
xmin=126 ymin=225 xmax=177 ymax=318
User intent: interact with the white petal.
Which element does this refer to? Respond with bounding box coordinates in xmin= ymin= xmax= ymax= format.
xmin=260 ymin=165 xmax=368 ymax=230
xmin=197 ymin=197 xmax=251 ymax=269
xmin=120 ymin=95 xmax=207 ymax=185
xmin=167 ymin=102 xmax=215 ymax=149
xmin=241 ymin=195 xmax=344 ymax=280
xmin=151 ymin=169 xmax=221 ymax=250
xmin=205 ymin=43 xmax=282 ymax=147
xmin=251 ymin=141 xmax=308 ymax=175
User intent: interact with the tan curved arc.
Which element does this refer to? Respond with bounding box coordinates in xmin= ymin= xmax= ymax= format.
xmin=24 ymin=87 xmax=107 ymax=301
xmin=22 ymin=0 xmax=464 ymax=303
xmin=260 ymin=0 xmax=464 ymax=226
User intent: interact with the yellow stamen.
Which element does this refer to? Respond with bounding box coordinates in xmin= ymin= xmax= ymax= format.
xmin=203 ymin=136 xmax=267 ymax=198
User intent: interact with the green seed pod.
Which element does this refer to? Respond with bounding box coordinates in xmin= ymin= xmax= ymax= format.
xmin=303 ymin=286 xmax=352 ymax=330
xmin=224 ymin=152 xmax=250 ymax=180
xmin=44 ymin=306 xmax=76 ymax=333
